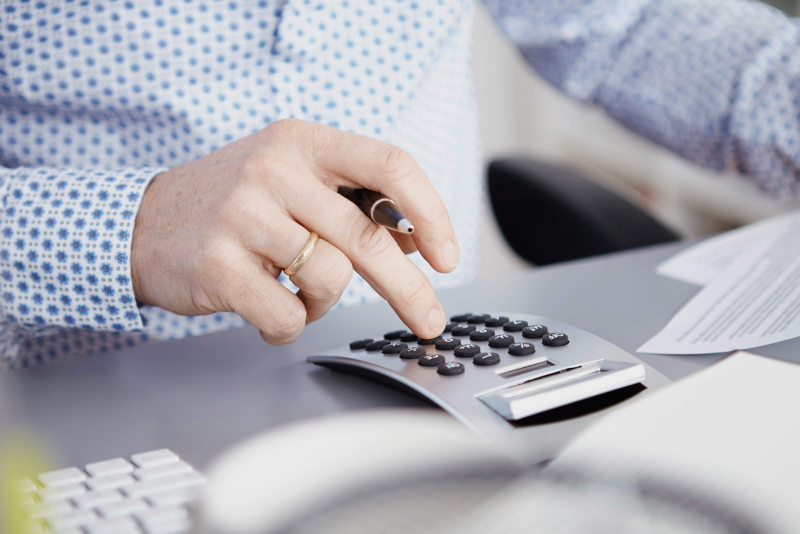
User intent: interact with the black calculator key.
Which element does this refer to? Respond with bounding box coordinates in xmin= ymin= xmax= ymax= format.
xmin=467 ymin=314 xmax=490 ymax=324
xmin=400 ymin=347 xmax=427 ymax=359
xmin=450 ymin=313 xmax=472 ymax=322
xmin=418 ymin=354 xmax=446 ymax=367
xmin=418 ymin=336 xmax=442 ymax=346
xmin=443 ymin=322 xmax=454 ymax=333
xmin=474 ymin=352 xmax=501 ymax=366
xmin=399 ymin=332 xmax=419 ymax=343
xmin=503 ymin=320 xmax=528 ymax=332
xmin=542 ymin=332 xmax=569 ymax=347
xmin=454 ymin=344 xmax=481 ymax=358
xmin=365 ymin=340 xmax=391 ymax=351
xmin=488 ymin=334 xmax=515 ymax=348
xmin=451 ymin=325 xmax=476 ymax=336
xmin=384 ymin=330 xmax=408 ymax=340
xmin=350 ymin=339 xmax=374 ymax=350
xmin=435 ymin=338 xmax=461 ymax=350
xmin=469 ymin=328 xmax=495 ymax=341
xmin=484 ymin=316 xmax=509 ymax=327
xmin=522 ymin=325 xmax=548 ymax=339
xmin=382 ymin=342 xmax=408 ymax=354
xmin=438 ymin=362 xmax=465 ymax=376
xmin=508 ymin=342 xmax=536 ymax=356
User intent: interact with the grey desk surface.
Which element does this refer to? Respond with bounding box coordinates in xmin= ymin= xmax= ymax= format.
xmin=2 ymin=240 xmax=797 ymax=471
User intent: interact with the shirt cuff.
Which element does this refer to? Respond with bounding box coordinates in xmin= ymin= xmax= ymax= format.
xmin=0 ymin=167 xmax=165 ymax=334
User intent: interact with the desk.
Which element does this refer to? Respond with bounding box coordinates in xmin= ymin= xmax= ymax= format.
xmin=2 ymin=240 xmax=796 ymax=471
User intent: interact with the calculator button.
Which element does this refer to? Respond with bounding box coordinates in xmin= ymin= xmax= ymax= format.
xmin=349 ymin=339 xmax=374 ymax=350
xmin=488 ymin=334 xmax=515 ymax=348
xmin=484 ymin=316 xmax=509 ymax=327
xmin=365 ymin=340 xmax=392 ymax=351
xmin=467 ymin=314 xmax=490 ymax=324
xmin=443 ymin=323 xmax=454 ymax=333
xmin=451 ymin=325 xmax=476 ymax=336
xmin=454 ymin=344 xmax=481 ymax=358
xmin=450 ymin=313 xmax=472 ymax=322
xmin=418 ymin=354 xmax=446 ymax=367
xmin=399 ymin=332 xmax=419 ymax=343
xmin=469 ymin=328 xmax=495 ymax=341
xmin=474 ymin=352 xmax=501 ymax=366
xmin=382 ymin=342 xmax=408 ymax=354
xmin=503 ymin=320 xmax=528 ymax=332
xmin=438 ymin=362 xmax=465 ymax=376
xmin=435 ymin=338 xmax=461 ymax=350
xmin=399 ymin=347 xmax=427 ymax=359
xmin=417 ymin=336 xmax=442 ymax=346
xmin=384 ymin=330 xmax=408 ymax=340
xmin=508 ymin=342 xmax=536 ymax=356
xmin=542 ymin=332 xmax=569 ymax=346
xmin=522 ymin=325 xmax=548 ymax=339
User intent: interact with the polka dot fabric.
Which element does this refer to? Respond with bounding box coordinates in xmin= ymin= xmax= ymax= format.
xmin=0 ymin=0 xmax=482 ymax=368
xmin=2 ymin=0 xmax=799 ymax=368
xmin=484 ymin=0 xmax=800 ymax=195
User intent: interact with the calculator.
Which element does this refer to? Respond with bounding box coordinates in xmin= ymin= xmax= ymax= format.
xmin=308 ymin=312 xmax=671 ymax=463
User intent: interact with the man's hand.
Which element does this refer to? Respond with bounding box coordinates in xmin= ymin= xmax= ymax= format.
xmin=131 ymin=119 xmax=459 ymax=344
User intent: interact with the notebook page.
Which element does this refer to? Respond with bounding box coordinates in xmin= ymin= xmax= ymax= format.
xmin=551 ymin=352 xmax=800 ymax=534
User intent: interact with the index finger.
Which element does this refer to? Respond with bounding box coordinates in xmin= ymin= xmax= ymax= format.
xmin=303 ymin=126 xmax=460 ymax=274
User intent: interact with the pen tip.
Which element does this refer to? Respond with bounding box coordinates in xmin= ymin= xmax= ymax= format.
xmin=398 ymin=219 xmax=414 ymax=234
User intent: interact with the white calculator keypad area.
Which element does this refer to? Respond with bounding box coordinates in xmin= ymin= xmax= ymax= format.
xmin=13 ymin=449 xmax=204 ymax=534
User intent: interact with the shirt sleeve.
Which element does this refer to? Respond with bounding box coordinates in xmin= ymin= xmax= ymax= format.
xmin=482 ymin=0 xmax=800 ymax=196
xmin=0 ymin=166 xmax=163 ymax=360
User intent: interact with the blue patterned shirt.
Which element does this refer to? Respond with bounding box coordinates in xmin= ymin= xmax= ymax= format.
xmin=1 ymin=0 xmax=798 ymax=368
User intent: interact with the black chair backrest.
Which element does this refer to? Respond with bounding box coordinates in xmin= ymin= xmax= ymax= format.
xmin=488 ymin=158 xmax=680 ymax=266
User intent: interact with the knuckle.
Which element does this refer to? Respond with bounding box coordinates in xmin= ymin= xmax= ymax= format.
xmin=353 ymin=218 xmax=394 ymax=258
xmin=323 ymin=253 xmax=353 ymax=298
xmin=264 ymin=306 xmax=306 ymax=345
xmin=380 ymin=146 xmax=416 ymax=182
xmin=397 ymin=273 xmax=429 ymax=308
xmin=263 ymin=118 xmax=304 ymax=140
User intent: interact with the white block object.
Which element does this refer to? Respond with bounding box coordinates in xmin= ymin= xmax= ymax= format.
xmin=134 ymin=461 xmax=192 ymax=482
xmin=38 ymin=467 xmax=87 ymax=488
xmin=131 ymin=449 xmax=179 ymax=469
xmin=85 ymin=458 xmax=134 ymax=478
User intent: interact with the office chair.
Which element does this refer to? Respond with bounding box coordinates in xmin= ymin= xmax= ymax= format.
xmin=487 ymin=157 xmax=680 ymax=266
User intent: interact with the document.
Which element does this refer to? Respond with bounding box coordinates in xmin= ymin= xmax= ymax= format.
xmin=655 ymin=220 xmax=772 ymax=286
xmin=551 ymin=352 xmax=800 ymax=534
xmin=640 ymin=211 xmax=800 ymax=354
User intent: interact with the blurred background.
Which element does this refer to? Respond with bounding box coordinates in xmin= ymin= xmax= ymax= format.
xmin=474 ymin=0 xmax=800 ymax=278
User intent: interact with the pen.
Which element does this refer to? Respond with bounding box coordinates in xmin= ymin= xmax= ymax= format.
xmin=337 ymin=186 xmax=415 ymax=234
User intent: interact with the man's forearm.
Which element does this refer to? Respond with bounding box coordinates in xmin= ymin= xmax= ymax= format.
xmin=484 ymin=0 xmax=800 ymax=195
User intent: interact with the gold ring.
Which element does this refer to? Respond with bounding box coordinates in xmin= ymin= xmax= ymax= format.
xmin=284 ymin=232 xmax=319 ymax=276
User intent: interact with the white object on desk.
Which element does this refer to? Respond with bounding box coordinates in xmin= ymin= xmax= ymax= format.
xmin=641 ymin=211 xmax=800 ymax=354
xmin=131 ymin=449 xmax=180 ymax=470
xmin=654 ymin=212 xmax=798 ymax=286
xmin=13 ymin=449 xmax=204 ymax=533
xmin=201 ymin=409 xmax=512 ymax=534
xmin=85 ymin=458 xmax=135 ymax=478
xmin=551 ymin=351 xmax=800 ymax=534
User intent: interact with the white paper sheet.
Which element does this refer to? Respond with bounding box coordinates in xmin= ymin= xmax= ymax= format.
xmin=551 ymin=352 xmax=800 ymax=534
xmin=640 ymin=211 xmax=800 ymax=354
xmin=656 ymin=212 xmax=800 ymax=286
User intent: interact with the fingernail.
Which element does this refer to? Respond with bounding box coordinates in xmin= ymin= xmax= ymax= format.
xmin=427 ymin=307 xmax=445 ymax=337
xmin=442 ymin=240 xmax=459 ymax=270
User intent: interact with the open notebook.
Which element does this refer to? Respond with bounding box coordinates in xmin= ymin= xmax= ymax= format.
xmin=551 ymin=351 xmax=800 ymax=534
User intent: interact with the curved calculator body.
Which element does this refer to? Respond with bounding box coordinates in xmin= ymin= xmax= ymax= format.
xmin=308 ymin=312 xmax=671 ymax=464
